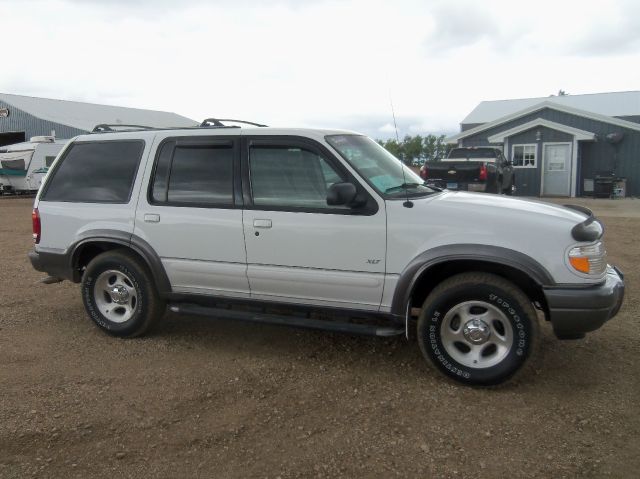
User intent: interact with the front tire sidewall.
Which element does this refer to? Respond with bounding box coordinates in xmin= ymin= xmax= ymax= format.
xmin=418 ymin=282 xmax=535 ymax=385
xmin=82 ymin=257 xmax=149 ymax=337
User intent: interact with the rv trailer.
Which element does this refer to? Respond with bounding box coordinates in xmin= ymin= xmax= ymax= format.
xmin=0 ymin=136 xmax=68 ymax=195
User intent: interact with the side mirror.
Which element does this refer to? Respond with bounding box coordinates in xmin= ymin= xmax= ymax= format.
xmin=326 ymin=182 xmax=357 ymax=206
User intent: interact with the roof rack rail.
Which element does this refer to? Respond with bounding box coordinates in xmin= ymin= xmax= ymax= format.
xmin=200 ymin=118 xmax=268 ymax=128
xmin=92 ymin=124 xmax=159 ymax=133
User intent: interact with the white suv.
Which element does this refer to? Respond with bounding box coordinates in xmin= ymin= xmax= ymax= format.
xmin=29 ymin=120 xmax=625 ymax=386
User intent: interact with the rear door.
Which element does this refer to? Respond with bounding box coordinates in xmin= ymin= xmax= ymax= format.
xmin=241 ymin=136 xmax=386 ymax=310
xmin=134 ymin=135 xmax=249 ymax=297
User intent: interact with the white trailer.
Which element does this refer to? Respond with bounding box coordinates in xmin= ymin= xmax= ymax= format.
xmin=0 ymin=136 xmax=68 ymax=194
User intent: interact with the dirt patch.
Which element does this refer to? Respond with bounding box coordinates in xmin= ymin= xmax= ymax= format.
xmin=1 ymin=198 xmax=638 ymax=478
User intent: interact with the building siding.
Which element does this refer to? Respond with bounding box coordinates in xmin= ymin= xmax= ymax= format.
xmin=0 ymin=100 xmax=87 ymax=141
xmin=505 ymin=127 xmax=573 ymax=196
xmin=460 ymin=107 xmax=640 ymax=196
xmin=461 ymin=122 xmax=484 ymax=131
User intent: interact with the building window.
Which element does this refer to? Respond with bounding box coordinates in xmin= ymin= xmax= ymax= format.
xmin=512 ymin=144 xmax=537 ymax=168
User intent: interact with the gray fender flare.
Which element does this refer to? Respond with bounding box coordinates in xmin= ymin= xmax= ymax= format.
xmin=390 ymin=244 xmax=554 ymax=318
xmin=70 ymin=229 xmax=172 ymax=295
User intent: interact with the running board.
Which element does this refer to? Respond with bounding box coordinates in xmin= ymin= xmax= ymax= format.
xmin=168 ymin=303 xmax=404 ymax=337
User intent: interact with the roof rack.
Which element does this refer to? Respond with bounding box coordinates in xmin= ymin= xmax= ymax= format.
xmin=200 ymin=118 xmax=268 ymax=128
xmin=92 ymin=124 xmax=159 ymax=133
xmin=90 ymin=118 xmax=268 ymax=134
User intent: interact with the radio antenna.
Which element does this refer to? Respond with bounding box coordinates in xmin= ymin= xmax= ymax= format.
xmin=389 ymin=90 xmax=413 ymax=208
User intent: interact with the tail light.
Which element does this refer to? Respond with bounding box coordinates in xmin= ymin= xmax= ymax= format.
xmin=32 ymin=208 xmax=41 ymax=244
xmin=479 ymin=163 xmax=487 ymax=181
xmin=420 ymin=164 xmax=428 ymax=180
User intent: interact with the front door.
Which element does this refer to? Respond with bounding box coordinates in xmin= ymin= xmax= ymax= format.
xmin=241 ymin=137 xmax=386 ymax=310
xmin=542 ymin=143 xmax=571 ymax=196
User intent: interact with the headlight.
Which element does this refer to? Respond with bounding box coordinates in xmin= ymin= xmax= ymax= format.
xmin=568 ymin=241 xmax=607 ymax=275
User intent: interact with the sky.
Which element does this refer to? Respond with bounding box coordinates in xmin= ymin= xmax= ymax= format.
xmin=0 ymin=0 xmax=639 ymax=139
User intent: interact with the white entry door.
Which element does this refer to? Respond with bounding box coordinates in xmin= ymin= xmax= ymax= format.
xmin=542 ymin=143 xmax=571 ymax=196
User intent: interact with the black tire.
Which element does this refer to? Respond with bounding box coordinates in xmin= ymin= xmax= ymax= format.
xmin=417 ymin=272 xmax=539 ymax=386
xmin=81 ymin=249 xmax=164 ymax=338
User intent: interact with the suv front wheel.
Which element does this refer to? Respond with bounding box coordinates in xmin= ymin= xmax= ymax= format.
xmin=417 ymin=272 xmax=539 ymax=386
xmin=81 ymin=249 xmax=164 ymax=337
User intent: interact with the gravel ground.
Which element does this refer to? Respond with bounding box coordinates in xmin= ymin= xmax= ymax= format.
xmin=1 ymin=197 xmax=638 ymax=478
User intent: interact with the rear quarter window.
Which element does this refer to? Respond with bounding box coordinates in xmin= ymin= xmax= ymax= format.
xmin=41 ymin=140 xmax=144 ymax=203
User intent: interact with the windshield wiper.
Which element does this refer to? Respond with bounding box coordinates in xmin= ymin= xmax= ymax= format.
xmin=384 ymin=182 xmax=422 ymax=194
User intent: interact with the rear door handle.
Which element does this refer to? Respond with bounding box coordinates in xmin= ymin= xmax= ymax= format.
xmin=253 ymin=219 xmax=272 ymax=228
xmin=144 ymin=214 xmax=160 ymax=223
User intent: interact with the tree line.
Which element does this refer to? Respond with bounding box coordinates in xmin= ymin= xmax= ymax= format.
xmin=376 ymin=134 xmax=451 ymax=165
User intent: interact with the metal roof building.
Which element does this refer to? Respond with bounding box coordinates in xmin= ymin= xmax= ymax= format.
xmin=0 ymin=93 xmax=198 ymax=147
xmin=461 ymin=91 xmax=640 ymax=131
xmin=448 ymin=91 xmax=640 ymax=198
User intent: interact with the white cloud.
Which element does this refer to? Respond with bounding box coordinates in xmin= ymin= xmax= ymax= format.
xmin=0 ymin=0 xmax=638 ymax=139
xmin=378 ymin=123 xmax=396 ymax=133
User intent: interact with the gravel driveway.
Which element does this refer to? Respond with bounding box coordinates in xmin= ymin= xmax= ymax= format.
xmin=1 ymin=197 xmax=638 ymax=478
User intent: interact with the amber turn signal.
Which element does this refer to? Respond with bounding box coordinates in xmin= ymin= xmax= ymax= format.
xmin=569 ymin=256 xmax=590 ymax=274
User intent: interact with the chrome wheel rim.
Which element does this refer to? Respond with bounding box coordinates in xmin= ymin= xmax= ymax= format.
xmin=93 ymin=270 xmax=138 ymax=323
xmin=440 ymin=300 xmax=513 ymax=369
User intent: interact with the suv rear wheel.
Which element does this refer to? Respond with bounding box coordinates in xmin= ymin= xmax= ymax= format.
xmin=81 ymin=249 xmax=164 ymax=337
xmin=417 ymin=272 xmax=539 ymax=386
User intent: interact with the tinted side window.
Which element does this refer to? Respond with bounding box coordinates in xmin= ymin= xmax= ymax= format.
xmin=151 ymin=143 xmax=234 ymax=207
xmin=42 ymin=141 xmax=144 ymax=203
xmin=249 ymin=145 xmax=346 ymax=209
xmin=151 ymin=141 xmax=173 ymax=203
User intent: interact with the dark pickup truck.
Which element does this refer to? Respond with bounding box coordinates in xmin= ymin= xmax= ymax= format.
xmin=420 ymin=147 xmax=515 ymax=194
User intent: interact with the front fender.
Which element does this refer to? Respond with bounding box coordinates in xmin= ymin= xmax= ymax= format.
xmin=389 ymin=244 xmax=554 ymax=317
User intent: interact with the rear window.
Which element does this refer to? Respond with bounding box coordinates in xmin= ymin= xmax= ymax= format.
xmin=446 ymin=148 xmax=498 ymax=160
xmin=42 ymin=140 xmax=144 ymax=203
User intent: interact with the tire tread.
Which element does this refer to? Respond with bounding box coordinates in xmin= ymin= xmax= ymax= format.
xmin=418 ymin=272 xmax=540 ymax=386
xmin=82 ymin=249 xmax=164 ymax=338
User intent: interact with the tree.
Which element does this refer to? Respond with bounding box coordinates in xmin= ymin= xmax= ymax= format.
xmin=376 ymin=134 xmax=451 ymax=164
xmin=379 ymin=138 xmax=405 ymax=162
xmin=403 ymin=134 xmax=424 ymax=165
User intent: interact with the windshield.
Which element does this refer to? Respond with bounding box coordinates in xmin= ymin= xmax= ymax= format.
xmin=326 ymin=135 xmax=437 ymax=197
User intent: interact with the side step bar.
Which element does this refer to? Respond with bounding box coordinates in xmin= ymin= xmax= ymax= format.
xmin=168 ymin=303 xmax=404 ymax=337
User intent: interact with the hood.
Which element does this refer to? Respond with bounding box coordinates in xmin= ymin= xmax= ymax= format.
xmin=429 ymin=191 xmax=588 ymax=223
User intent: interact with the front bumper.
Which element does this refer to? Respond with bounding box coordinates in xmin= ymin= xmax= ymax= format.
xmin=544 ymin=266 xmax=625 ymax=339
